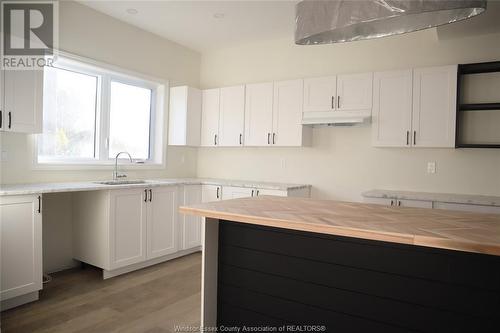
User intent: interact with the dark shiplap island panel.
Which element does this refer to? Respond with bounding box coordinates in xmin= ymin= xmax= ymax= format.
xmin=217 ymin=221 xmax=500 ymax=332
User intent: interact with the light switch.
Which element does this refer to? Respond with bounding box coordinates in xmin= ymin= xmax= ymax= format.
xmin=427 ymin=162 xmax=436 ymax=174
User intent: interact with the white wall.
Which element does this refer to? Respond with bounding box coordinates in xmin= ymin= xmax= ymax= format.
xmin=198 ymin=29 xmax=500 ymax=201
xmin=0 ymin=1 xmax=201 ymax=185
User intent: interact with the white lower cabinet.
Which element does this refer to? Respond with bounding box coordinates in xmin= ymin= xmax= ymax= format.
xmin=0 ymin=195 xmax=43 ymax=308
xmin=73 ymin=186 xmax=184 ymax=277
xmin=109 ymin=189 xmax=148 ymax=269
xmin=147 ymin=186 xmax=179 ymax=259
xmin=433 ymin=202 xmax=500 ymax=214
xmin=202 ymin=185 xmax=222 ymax=203
xmin=221 ymin=186 xmax=254 ymax=200
xmin=364 ymin=197 xmax=432 ymax=208
xmin=180 ymin=185 xmax=203 ymax=250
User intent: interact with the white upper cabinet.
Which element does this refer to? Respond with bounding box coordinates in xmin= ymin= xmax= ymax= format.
xmin=200 ymin=88 xmax=220 ymax=147
xmin=372 ymin=65 xmax=457 ymax=148
xmin=336 ymin=73 xmax=373 ymax=111
xmin=168 ymin=86 xmax=201 ymax=146
xmin=273 ymin=79 xmax=310 ymax=146
xmin=244 ymin=82 xmax=274 ymax=146
xmin=1 ymin=69 xmax=43 ymax=133
xmin=303 ymin=76 xmax=337 ymax=112
xmin=372 ymin=70 xmax=413 ymax=147
xmin=412 ymin=65 xmax=457 ymax=148
xmin=218 ymin=85 xmax=245 ymax=147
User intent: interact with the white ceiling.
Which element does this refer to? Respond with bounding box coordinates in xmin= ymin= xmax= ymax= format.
xmin=80 ymin=1 xmax=298 ymax=52
xmin=80 ymin=0 xmax=500 ymax=53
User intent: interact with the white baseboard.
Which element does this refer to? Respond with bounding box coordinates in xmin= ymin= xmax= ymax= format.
xmin=103 ymin=247 xmax=202 ymax=279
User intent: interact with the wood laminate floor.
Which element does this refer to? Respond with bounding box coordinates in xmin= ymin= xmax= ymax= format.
xmin=0 ymin=253 xmax=202 ymax=333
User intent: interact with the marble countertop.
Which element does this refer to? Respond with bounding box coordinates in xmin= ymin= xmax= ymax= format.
xmin=180 ymin=196 xmax=500 ymax=256
xmin=363 ymin=189 xmax=500 ymax=207
xmin=0 ymin=178 xmax=310 ymax=196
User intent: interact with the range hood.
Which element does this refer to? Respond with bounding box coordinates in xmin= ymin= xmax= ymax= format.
xmin=302 ymin=110 xmax=371 ymax=126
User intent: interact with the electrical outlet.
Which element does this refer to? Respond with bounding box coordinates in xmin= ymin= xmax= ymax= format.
xmin=0 ymin=150 xmax=8 ymax=162
xmin=280 ymin=158 xmax=286 ymax=169
xmin=427 ymin=162 xmax=436 ymax=174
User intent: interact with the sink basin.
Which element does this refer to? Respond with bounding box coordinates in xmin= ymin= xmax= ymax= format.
xmin=96 ymin=180 xmax=149 ymax=185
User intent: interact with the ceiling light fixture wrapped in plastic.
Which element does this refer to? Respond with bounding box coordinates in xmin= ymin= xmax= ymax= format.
xmin=295 ymin=0 xmax=487 ymax=45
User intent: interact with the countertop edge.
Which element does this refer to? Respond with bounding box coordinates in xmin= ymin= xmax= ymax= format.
xmin=0 ymin=179 xmax=312 ymax=196
xmin=178 ymin=205 xmax=500 ymax=256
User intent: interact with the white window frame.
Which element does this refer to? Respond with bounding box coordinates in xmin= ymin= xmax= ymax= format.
xmin=33 ymin=51 xmax=168 ymax=170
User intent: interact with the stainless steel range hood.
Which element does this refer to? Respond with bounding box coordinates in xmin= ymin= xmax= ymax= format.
xmin=302 ymin=110 xmax=371 ymax=126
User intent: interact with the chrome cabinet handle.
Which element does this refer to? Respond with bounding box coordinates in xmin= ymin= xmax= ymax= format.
xmin=214 ymin=134 xmax=217 ymax=146
xmin=406 ymin=131 xmax=409 ymax=145
xmin=337 ymin=96 xmax=340 ymax=109
xmin=398 ymin=200 xmax=402 ymax=207
xmin=267 ymin=133 xmax=270 ymax=145
xmin=413 ymin=131 xmax=416 ymax=145
xmin=149 ymin=189 xmax=152 ymax=202
xmin=331 ymin=96 xmax=334 ymax=109
xmin=216 ymin=187 xmax=220 ymax=199
xmin=256 ymin=190 xmax=259 ymax=196
xmin=390 ymin=200 xmax=394 ymax=206
xmin=272 ymin=133 xmax=276 ymax=145
xmin=38 ymin=196 xmax=41 ymax=213
xmin=144 ymin=189 xmax=148 ymax=202
xmin=8 ymin=111 xmax=11 ymax=129
xmin=0 ymin=110 xmax=2 ymax=128
xmin=251 ymin=190 xmax=254 ymax=196
xmin=239 ymin=133 xmax=242 ymax=145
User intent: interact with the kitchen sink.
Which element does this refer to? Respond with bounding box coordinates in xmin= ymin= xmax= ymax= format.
xmin=95 ymin=179 xmax=149 ymax=185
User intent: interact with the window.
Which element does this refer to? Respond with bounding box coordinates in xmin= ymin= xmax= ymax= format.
xmin=37 ymin=53 xmax=165 ymax=167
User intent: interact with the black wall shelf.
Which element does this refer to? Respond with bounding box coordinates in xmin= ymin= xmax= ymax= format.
xmin=459 ymin=103 xmax=500 ymax=111
xmin=456 ymin=61 xmax=500 ymax=149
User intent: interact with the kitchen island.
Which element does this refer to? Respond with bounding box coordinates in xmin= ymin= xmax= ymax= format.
xmin=180 ymin=196 xmax=500 ymax=332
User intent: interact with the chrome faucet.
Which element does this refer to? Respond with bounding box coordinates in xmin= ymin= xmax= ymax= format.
xmin=113 ymin=152 xmax=133 ymax=180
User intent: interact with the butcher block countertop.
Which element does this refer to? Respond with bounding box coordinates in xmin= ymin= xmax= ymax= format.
xmin=179 ymin=196 xmax=500 ymax=256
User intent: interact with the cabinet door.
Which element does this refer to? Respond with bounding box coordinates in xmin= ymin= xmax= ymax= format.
xmin=397 ymin=199 xmax=433 ymax=209
xmin=434 ymin=202 xmax=500 ymax=214
xmin=200 ymin=88 xmax=220 ymax=147
xmin=0 ymin=195 xmax=42 ymax=301
xmin=147 ymin=186 xmax=178 ymax=259
xmin=372 ymin=70 xmax=413 ymax=147
xmin=0 ymin=69 xmax=4 ymax=130
xmin=363 ymin=197 xmax=395 ymax=206
xmin=272 ymin=79 xmax=304 ymax=146
xmin=201 ymin=185 xmax=222 ymax=203
xmin=168 ymin=86 xmax=201 ymax=146
xmin=219 ymin=85 xmax=245 ymax=146
xmin=244 ymin=82 xmax=274 ymax=146
xmin=255 ymin=189 xmax=287 ymax=197
xmin=181 ymin=185 xmax=203 ymax=250
xmin=109 ymin=189 xmax=147 ymax=269
xmin=412 ymin=65 xmax=457 ymax=148
xmin=221 ymin=186 xmax=254 ymax=200
xmin=337 ymin=72 xmax=373 ymax=111
xmin=3 ymin=70 xmax=43 ymax=133
xmin=303 ymin=76 xmax=337 ymax=112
